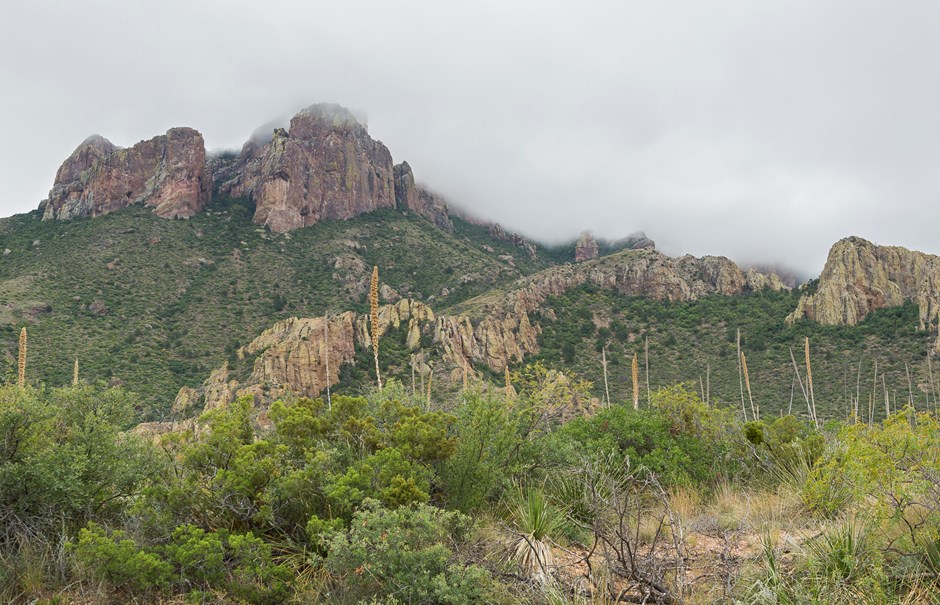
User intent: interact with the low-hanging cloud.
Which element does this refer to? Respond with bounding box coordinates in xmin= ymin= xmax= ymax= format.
xmin=1 ymin=0 xmax=939 ymax=278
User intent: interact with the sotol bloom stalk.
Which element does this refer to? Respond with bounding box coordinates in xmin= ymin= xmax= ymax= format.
xmin=741 ymin=351 xmax=758 ymax=420
xmin=17 ymin=327 xmax=26 ymax=387
xmin=805 ymin=337 xmax=818 ymax=428
xmin=632 ymin=353 xmax=639 ymax=410
xmin=370 ymin=266 xmax=382 ymax=391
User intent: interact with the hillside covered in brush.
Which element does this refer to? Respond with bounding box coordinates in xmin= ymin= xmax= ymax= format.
xmin=0 ymin=199 xmax=553 ymax=417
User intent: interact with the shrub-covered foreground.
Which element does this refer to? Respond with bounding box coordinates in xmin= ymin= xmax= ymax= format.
xmin=1 ymin=374 xmax=939 ymax=604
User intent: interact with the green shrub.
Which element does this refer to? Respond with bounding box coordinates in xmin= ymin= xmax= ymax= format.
xmin=71 ymin=523 xmax=171 ymax=594
xmin=547 ymin=386 xmax=737 ymax=485
xmin=443 ymin=388 xmax=524 ymax=512
xmin=164 ymin=524 xmax=226 ymax=587
xmin=224 ymin=532 xmax=291 ymax=605
xmin=323 ymin=499 xmax=498 ymax=604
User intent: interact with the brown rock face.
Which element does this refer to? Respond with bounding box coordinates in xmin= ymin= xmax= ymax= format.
xmin=43 ymin=128 xmax=210 ymax=220
xmin=393 ymin=162 xmax=453 ymax=231
xmin=575 ymin=231 xmax=599 ymax=261
xmin=180 ymin=250 xmax=783 ymax=413
xmin=216 ymin=104 xmax=396 ymax=232
xmin=787 ymin=237 xmax=940 ymax=350
xmin=489 ymin=223 xmax=538 ymax=259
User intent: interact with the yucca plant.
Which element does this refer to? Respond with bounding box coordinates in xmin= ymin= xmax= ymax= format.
xmin=745 ymin=533 xmax=796 ymax=605
xmin=805 ymin=518 xmax=875 ymax=586
xmin=507 ymin=487 xmax=566 ymax=585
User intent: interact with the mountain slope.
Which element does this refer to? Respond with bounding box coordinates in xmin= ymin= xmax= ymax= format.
xmin=0 ymin=199 xmax=551 ymax=417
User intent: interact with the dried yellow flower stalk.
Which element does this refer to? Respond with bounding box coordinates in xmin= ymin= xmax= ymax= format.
xmin=17 ymin=327 xmax=26 ymax=387
xmin=370 ymin=266 xmax=382 ymax=390
xmin=632 ymin=353 xmax=639 ymax=410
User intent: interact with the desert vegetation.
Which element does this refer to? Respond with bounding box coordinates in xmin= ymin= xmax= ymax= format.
xmin=1 ymin=360 xmax=939 ymax=604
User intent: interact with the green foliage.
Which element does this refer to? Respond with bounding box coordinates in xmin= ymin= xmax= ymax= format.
xmin=548 ymin=386 xmax=739 ymax=485
xmin=0 ymin=384 xmax=156 ymax=533
xmin=322 ymin=499 xmax=498 ymax=604
xmin=804 ymin=410 xmax=940 ymax=534
xmin=223 ymin=532 xmax=291 ymax=605
xmin=534 ymin=284 xmax=932 ymax=421
xmin=142 ymin=387 xmax=458 ymax=546
xmin=443 ymin=388 xmax=532 ymax=512
xmin=164 ymin=524 xmax=226 ymax=586
xmin=71 ymin=523 xmax=172 ymax=595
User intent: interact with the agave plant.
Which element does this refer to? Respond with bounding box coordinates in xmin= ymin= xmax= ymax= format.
xmin=805 ymin=518 xmax=874 ymax=586
xmin=507 ymin=486 xmax=566 ymax=585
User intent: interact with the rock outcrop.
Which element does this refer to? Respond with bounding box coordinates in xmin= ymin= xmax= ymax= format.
xmin=575 ymin=231 xmax=599 ymax=261
xmin=215 ymin=104 xmax=396 ymax=232
xmin=178 ymin=300 xmax=435 ymax=411
xmin=43 ymin=128 xmax=211 ymax=220
xmin=787 ymin=237 xmax=940 ymax=350
xmin=393 ymin=162 xmax=453 ymax=231
xmin=621 ymin=231 xmax=656 ymax=251
xmin=489 ymin=223 xmax=538 ymax=259
xmin=179 ymin=249 xmax=783 ymax=413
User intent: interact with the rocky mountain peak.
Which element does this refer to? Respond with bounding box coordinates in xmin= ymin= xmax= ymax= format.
xmin=42 ymin=127 xmax=210 ymax=221
xmin=787 ymin=236 xmax=940 ymax=350
xmin=215 ymin=103 xmax=396 ymax=232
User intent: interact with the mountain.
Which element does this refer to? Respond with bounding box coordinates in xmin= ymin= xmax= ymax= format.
xmin=5 ymin=102 xmax=940 ymax=425
xmin=41 ymin=128 xmax=211 ymax=220
xmin=787 ymin=236 xmax=940 ymax=351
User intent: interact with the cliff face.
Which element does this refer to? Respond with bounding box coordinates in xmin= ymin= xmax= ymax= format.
xmin=393 ymin=162 xmax=453 ymax=231
xmin=787 ymin=237 xmax=940 ymax=349
xmin=43 ymin=128 xmax=210 ymax=220
xmin=176 ymin=249 xmax=783 ymax=413
xmin=215 ymin=104 xmax=397 ymax=232
xmin=575 ymin=231 xmax=599 ymax=261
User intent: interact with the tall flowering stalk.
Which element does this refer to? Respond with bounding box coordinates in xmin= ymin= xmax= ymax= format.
xmin=17 ymin=327 xmax=26 ymax=387
xmin=632 ymin=353 xmax=639 ymax=410
xmin=370 ymin=266 xmax=382 ymax=391
xmin=741 ymin=351 xmax=758 ymax=420
xmin=805 ymin=337 xmax=818 ymax=428
xmin=73 ymin=358 xmax=79 ymax=386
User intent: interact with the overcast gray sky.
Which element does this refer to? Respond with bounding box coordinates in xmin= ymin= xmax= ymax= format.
xmin=2 ymin=0 xmax=939 ymax=277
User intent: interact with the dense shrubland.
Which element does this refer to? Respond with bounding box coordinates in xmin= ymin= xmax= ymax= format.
xmin=1 ymin=370 xmax=939 ymax=604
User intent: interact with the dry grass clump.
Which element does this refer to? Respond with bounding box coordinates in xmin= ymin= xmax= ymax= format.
xmin=668 ymin=485 xmax=703 ymax=527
